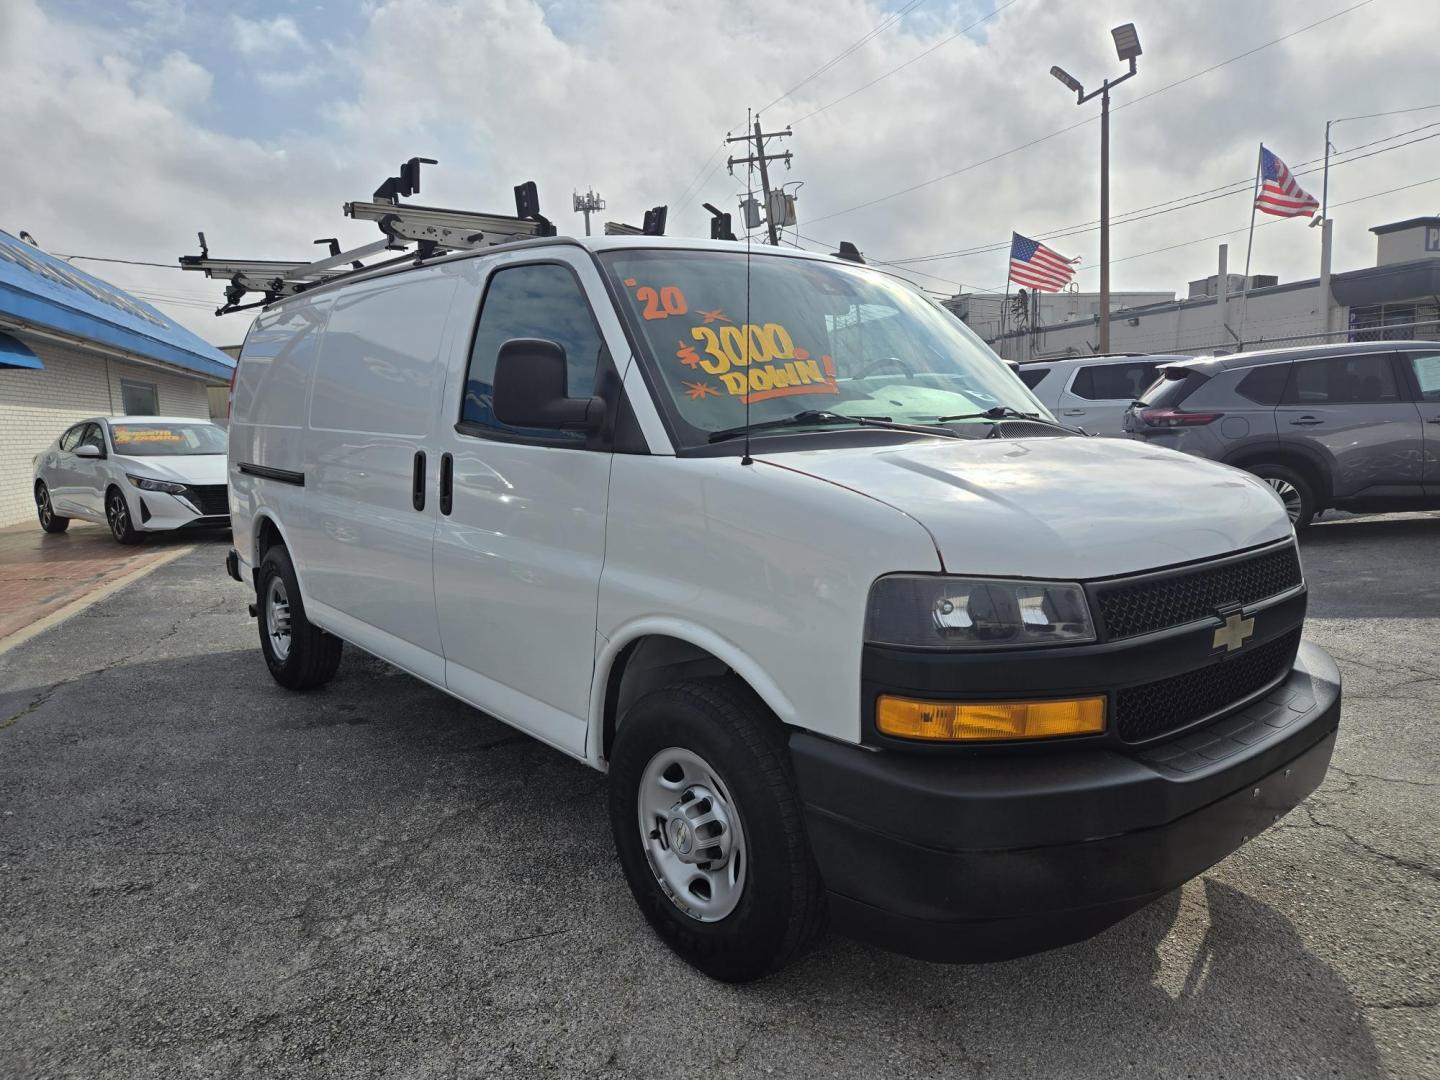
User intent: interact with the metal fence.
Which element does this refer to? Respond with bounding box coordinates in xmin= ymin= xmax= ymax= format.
xmin=1020 ymin=317 xmax=1440 ymax=361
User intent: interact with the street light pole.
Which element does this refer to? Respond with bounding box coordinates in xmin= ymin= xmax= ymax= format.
xmin=1052 ymin=23 xmax=1141 ymax=355
xmin=1100 ymin=81 xmax=1110 ymax=354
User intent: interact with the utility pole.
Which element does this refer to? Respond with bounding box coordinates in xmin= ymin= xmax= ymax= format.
xmin=572 ymin=188 xmax=606 ymax=236
xmin=727 ymin=116 xmax=792 ymax=245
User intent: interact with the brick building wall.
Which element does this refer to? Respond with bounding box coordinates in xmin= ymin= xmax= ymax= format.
xmin=0 ymin=338 xmax=216 ymax=527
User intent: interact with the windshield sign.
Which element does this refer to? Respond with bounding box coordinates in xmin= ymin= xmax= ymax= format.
xmin=111 ymin=422 xmax=226 ymax=456
xmin=601 ymin=250 xmax=1045 ymax=446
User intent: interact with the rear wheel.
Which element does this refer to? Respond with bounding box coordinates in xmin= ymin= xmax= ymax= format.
xmin=35 ymin=482 xmax=69 ymax=533
xmin=256 ymin=545 xmax=342 ymax=690
xmin=105 ymin=487 xmax=141 ymax=545
xmin=608 ymin=678 xmax=825 ymax=982
xmin=1248 ymin=463 xmax=1316 ymax=534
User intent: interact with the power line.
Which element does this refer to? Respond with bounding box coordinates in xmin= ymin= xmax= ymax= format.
xmin=888 ymin=123 xmax=1440 ymax=266
xmin=1080 ymin=173 xmax=1440 ymax=274
xmin=794 ymin=0 xmax=1021 ymax=124
xmin=756 ymin=0 xmax=930 ymax=117
xmin=807 ymin=0 xmax=1377 ymax=225
xmin=672 ymin=142 xmax=727 ymax=209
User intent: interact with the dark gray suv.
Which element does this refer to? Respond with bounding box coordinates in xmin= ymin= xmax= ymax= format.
xmin=1124 ymin=341 xmax=1440 ymax=532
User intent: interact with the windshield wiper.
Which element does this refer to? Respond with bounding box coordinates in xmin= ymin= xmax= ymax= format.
xmin=708 ymin=409 xmax=960 ymax=444
xmin=933 ymin=406 xmax=1083 ymax=434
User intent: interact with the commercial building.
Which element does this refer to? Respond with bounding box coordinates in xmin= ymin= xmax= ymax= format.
xmin=951 ymin=216 xmax=1440 ymax=362
xmin=0 ymin=230 xmax=234 ymax=527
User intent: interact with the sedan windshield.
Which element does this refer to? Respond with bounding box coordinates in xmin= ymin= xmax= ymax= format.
xmin=599 ymin=249 xmax=1046 ymax=448
xmin=110 ymin=422 xmax=226 ymax=456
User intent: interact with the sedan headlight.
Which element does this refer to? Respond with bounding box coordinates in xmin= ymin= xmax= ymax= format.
xmin=865 ymin=575 xmax=1095 ymax=648
xmin=127 ymin=473 xmax=187 ymax=495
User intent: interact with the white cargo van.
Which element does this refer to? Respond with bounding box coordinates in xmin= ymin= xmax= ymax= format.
xmin=225 ymin=236 xmax=1340 ymax=981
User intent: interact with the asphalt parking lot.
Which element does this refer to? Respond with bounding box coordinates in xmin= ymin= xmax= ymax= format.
xmin=1 ymin=514 xmax=1437 ymax=1079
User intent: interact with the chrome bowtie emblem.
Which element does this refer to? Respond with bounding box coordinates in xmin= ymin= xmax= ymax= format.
xmin=1213 ymin=612 xmax=1256 ymax=652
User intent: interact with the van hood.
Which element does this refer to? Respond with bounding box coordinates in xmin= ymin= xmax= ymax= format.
xmin=113 ymin=454 xmax=228 ymax=486
xmin=759 ymin=436 xmax=1291 ymax=580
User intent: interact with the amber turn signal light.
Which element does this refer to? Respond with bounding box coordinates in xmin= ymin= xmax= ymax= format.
xmin=875 ymin=695 xmax=1106 ymax=742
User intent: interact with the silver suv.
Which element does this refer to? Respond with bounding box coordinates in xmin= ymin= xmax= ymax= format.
xmin=1017 ymin=353 xmax=1191 ymax=436
xmin=1124 ymin=340 xmax=1440 ymax=532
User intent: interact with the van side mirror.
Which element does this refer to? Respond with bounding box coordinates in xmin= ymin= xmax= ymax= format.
xmin=492 ymin=338 xmax=604 ymax=433
xmin=74 ymin=444 xmax=103 ymax=459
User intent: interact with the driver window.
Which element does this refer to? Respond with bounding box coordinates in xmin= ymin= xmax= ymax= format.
xmin=78 ymin=423 xmax=106 ymax=453
xmin=59 ymin=425 xmax=84 ymax=452
xmin=460 ymin=263 xmax=605 ymax=443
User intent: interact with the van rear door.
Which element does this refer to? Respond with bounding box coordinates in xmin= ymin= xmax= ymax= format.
xmin=297 ymin=267 xmax=460 ymax=684
xmin=431 ymin=249 xmax=618 ymax=758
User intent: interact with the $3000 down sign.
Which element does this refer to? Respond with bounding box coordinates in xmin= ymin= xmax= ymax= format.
xmin=623 ymin=278 xmax=839 ymax=405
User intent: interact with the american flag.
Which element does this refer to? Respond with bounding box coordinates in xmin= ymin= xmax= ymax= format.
xmin=1008 ymin=233 xmax=1077 ymax=292
xmin=1255 ymin=147 xmax=1319 ymax=218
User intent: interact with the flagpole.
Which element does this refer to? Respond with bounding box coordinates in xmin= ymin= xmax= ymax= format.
xmin=998 ymin=234 xmax=1015 ymax=360
xmin=1239 ymin=142 xmax=1263 ymax=349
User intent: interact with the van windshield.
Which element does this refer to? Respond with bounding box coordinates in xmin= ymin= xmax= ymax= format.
xmin=599 ymin=249 xmax=1045 ymax=448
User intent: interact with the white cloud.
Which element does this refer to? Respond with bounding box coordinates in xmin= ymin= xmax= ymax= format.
xmin=3 ymin=0 xmax=1437 ymax=346
xmin=138 ymin=51 xmax=212 ymax=112
xmin=230 ymin=14 xmax=309 ymax=56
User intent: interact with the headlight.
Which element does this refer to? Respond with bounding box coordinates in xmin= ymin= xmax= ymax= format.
xmin=865 ymin=575 xmax=1095 ymax=648
xmin=126 ymin=473 xmax=187 ymax=495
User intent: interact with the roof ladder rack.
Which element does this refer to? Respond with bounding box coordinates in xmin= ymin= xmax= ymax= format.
xmin=178 ymin=159 xmax=558 ymax=315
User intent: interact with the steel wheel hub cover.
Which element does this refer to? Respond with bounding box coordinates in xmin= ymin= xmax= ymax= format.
xmin=638 ymin=747 xmax=747 ymax=922
xmin=266 ymin=576 xmax=293 ymax=661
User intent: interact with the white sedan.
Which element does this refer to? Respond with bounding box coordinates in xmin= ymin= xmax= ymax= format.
xmin=33 ymin=416 xmax=230 ymax=544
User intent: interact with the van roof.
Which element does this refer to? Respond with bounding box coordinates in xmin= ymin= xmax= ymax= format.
xmin=266 ymin=235 xmax=859 ymax=308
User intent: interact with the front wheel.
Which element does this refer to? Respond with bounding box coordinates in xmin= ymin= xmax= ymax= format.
xmin=35 ymin=482 xmax=69 ymax=533
xmin=1249 ymin=463 xmax=1316 ymax=534
xmin=256 ymin=546 xmax=343 ymax=690
xmin=608 ymin=679 xmax=825 ymax=982
xmin=105 ymin=487 xmax=141 ymax=545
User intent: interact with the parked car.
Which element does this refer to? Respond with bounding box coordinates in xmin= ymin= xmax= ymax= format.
xmin=226 ymin=236 xmax=1340 ymax=981
xmin=1124 ymin=341 xmax=1440 ymax=532
xmin=1017 ymin=353 xmax=1192 ymax=435
xmin=33 ymin=416 xmax=230 ymax=544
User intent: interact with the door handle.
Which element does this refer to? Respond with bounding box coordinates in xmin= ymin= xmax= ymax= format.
xmin=1062 ymin=409 xmax=1086 ymax=416
xmin=412 ymin=451 xmax=426 ymax=511
xmin=439 ymin=453 xmax=453 ymax=516
xmin=1289 ymin=416 xmax=1324 ymax=426
xmin=1428 ymin=416 xmax=1440 ymax=425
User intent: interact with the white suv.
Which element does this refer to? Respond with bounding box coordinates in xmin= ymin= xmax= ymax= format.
xmin=224 ymin=237 xmax=1340 ymax=981
xmin=1018 ymin=353 xmax=1191 ymax=435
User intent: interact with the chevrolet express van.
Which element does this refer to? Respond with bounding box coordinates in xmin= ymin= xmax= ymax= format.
xmin=225 ymin=236 xmax=1341 ymax=982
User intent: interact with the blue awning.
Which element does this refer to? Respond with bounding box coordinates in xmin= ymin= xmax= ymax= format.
xmin=0 ymin=331 xmax=43 ymax=369
xmin=0 ymin=230 xmax=233 ymax=381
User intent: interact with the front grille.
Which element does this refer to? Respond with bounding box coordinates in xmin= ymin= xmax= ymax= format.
xmin=186 ymin=484 xmax=229 ymax=516
xmin=1114 ymin=628 xmax=1302 ymax=743
xmin=1095 ymin=544 xmax=1302 ymax=640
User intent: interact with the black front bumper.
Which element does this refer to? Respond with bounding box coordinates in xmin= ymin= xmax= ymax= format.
xmin=790 ymin=640 xmax=1341 ymax=963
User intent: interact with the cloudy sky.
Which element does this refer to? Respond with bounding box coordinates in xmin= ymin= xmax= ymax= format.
xmin=4 ymin=0 xmax=1436 ymax=345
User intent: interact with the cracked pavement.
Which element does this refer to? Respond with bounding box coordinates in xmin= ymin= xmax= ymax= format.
xmin=0 ymin=513 xmax=1437 ymax=1079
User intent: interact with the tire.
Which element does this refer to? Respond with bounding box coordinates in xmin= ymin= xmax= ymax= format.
xmin=1248 ymin=463 xmax=1316 ymax=534
xmin=256 ymin=545 xmax=343 ymax=690
xmin=35 ymin=482 xmax=69 ymax=534
xmin=608 ymin=678 xmax=825 ymax=982
xmin=105 ymin=487 xmax=142 ymax=545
